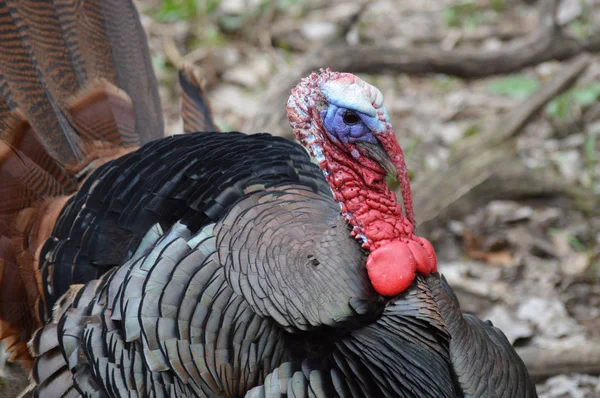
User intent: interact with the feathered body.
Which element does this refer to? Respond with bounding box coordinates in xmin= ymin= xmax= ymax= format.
xmin=28 ymin=132 xmax=535 ymax=397
xmin=0 ymin=1 xmax=536 ymax=397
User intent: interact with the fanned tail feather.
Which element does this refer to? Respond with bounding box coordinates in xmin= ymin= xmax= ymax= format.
xmin=0 ymin=0 xmax=164 ymax=366
xmin=179 ymin=64 xmax=219 ymax=133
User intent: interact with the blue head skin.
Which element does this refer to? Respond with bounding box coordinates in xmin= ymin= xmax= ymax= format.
xmin=318 ymin=78 xmax=396 ymax=172
xmin=320 ymin=76 xmax=391 ymax=148
xmin=321 ymin=106 xmax=378 ymax=147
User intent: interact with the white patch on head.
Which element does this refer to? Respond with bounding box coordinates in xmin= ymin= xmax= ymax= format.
xmin=312 ymin=144 xmax=325 ymax=162
xmin=356 ymin=233 xmax=368 ymax=244
xmin=320 ymin=76 xmax=384 ymax=117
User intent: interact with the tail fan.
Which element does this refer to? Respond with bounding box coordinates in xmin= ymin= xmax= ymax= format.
xmin=179 ymin=65 xmax=219 ymax=133
xmin=0 ymin=0 xmax=164 ymax=366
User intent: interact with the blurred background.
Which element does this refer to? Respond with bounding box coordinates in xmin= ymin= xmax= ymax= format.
xmin=134 ymin=0 xmax=600 ymax=396
xmin=0 ymin=0 xmax=598 ymax=397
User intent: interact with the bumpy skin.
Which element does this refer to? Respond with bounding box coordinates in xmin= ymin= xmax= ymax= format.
xmin=30 ymin=132 xmax=537 ymax=397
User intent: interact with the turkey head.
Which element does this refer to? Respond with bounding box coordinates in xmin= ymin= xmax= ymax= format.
xmin=288 ymin=69 xmax=437 ymax=297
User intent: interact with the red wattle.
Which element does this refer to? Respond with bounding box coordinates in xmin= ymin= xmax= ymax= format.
xmin=366 ymin=241 xmax=416 ymax=297
xmin=407 ymin=240 xmax=432 ymax=275
xmin=416 ymin=236 xmax=438 ymax=273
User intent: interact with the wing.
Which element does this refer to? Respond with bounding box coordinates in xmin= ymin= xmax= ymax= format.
xmin=429 ymin=275 xmax=538 ymax=397
xmin=246 ymin=276 xmax=459 ymax=398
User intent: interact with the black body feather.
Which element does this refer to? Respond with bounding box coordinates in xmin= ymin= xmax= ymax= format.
xmin=32 ymin=132 xmax=536 ymax=397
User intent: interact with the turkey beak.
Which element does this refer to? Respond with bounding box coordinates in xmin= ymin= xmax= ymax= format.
xmin=355 ymin=141 xmax=397 ymax=178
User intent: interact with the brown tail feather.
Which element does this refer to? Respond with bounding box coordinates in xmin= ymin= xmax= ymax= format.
xmin=0 ymin=0 xmax=85 ymax=165
xmin=0 ymin=0 xmax=164 ymax=366
xmin=98 ymin=0 xmax=164 ymax=141
xmin=68 ymin=79 xmax=137 ymax=147
xmin=0 ymin=237 xmax=34 ymax=364
xmin=1 ymin=110 xmax=78 ymax=192
xmin=0 ymin=94 xmax=11 ymax=132
xmin=0 ymin=140 xmax=73 ymax=364
xmin=53 ymin=0 xmax=120 ymax=84
xmin=179 ymin=65 xmax=219 ymax=133
xmin=0 ymin=0 xmax=163 ymax=164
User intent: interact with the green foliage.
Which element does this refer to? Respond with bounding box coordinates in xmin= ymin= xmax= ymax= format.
xmin=203 ymin=25 xmax=225 ymax=44
xmin=549 ymin=229 xmax=588 ymax=252
xmin=151 ymin=52 xmax=178 ymax=97
xmin=546 ymin=84 xmax=600 ymax=121
xmin=569 ymin=19 xmax=593 ymax=39
xmin=275 ymin=0 xmax=303 ymax=9
xmin=257 ymin=0 xmax=303 ymax=12
xmin=585 ymin=131 xmax=598 ymax=164
xmin=155 ymin=0 xmax=194 ymax=21
xmin=566 ymin=1 xmax=594 ymax=39
xmin=488 ymin=75 xmax=541 ymax=100
xmin=546 ymin=94 xmax=572 ymax=121
xmin=572 ymin=84 xmax=600 ymax=107
xmin=151 ymin=53 xmax=169 ymax=75
xmin=385 ymin=173 xmax=400 ymax=191
xmin=215 ymin=119 xmax=233 ymax=132
xmin=432 ymin=75 xmax=460 ymax=93
xmin=490 ymin=0 xmax=505 ymax=12
xmin=463 ymin=124 xmax=480 ymax=138
xmin=155 ymin=0 xmax=222 ymax=22
xmin=442 ymin=1 xmax=496 ymax=29
xmin=585 ymin=131 xmax=599 ymax=195
xmin=568 ymin=233 xmax=587 ymax=252
xmin=218 ymin=14 xmax=246 ymax=32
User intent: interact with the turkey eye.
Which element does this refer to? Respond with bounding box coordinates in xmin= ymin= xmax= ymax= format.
xmin=342 ymin=111 xmax=360 ymax=125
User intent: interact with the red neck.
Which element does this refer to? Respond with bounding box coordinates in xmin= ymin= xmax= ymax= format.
xmin=320 ymin=137 xmax=414 ymax=251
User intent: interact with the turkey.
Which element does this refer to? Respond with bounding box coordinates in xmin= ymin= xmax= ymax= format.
xmin=0 ymin=0 xmax=537 ymax=397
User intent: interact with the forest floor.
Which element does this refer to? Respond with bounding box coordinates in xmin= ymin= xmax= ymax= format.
xmin=1 ymin=0 xmax=599 ymax=397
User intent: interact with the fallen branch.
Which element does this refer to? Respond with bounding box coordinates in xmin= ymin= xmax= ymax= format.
xmin=517 ymin=345 xmax=600 ymax=381
xmin=413 ymin=54 xmax=592 ymax=232
xmin=245 ymin=0 xmax=599 ymax=135
xmin=409 ymin=26 xmax=531 ymax=47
